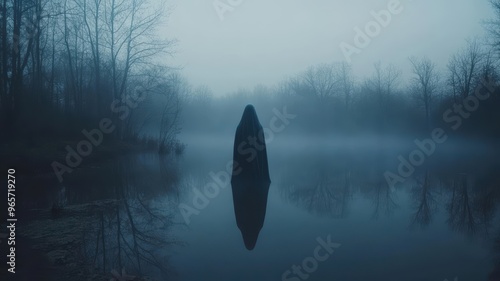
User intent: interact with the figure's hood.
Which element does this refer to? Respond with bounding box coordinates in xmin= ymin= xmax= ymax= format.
xmin=237 ymin=104 xmax=263 ymax=137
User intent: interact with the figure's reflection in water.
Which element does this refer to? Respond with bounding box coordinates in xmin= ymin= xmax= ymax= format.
xmin=231 ymin=105 xmax=271 ymax=250
xmin=231 ymin=179 xmax=271 ymax=250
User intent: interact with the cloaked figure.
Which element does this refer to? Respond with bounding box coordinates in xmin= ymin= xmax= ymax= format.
xmin=231 ymin=104 xmax=271 ymax=250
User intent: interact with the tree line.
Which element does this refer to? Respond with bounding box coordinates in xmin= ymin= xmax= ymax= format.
xmin=183 ymin=37 xmax=500 ymax=140
xmin=3 ymin=0 xmax=500 ymax=150
xmin=0 ymin=0 xmax=184 ymax=153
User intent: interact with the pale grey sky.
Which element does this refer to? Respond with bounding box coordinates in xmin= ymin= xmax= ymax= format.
xmin=162 ymin=0 xmax=493 ymax=96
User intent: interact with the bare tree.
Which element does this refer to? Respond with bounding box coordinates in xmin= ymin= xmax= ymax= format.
xmin=486 ymin=0 xmax=500 ymax=58
xmin=80 ymin=0 xmax=104 ymax=115
xmin=292 ymin=62 xmax=356 ymax=107
xmin=337 ymin=62 xmax=355 ymax=109
xmin=409 ymin=56 xmax=440 ymax=129
xmin=99 ymin=0 xmax=175 ymax=138
xmin=364 ymin=62 xmax=401 ymax=132
xmin=365 ymin=61 xmax=401 ymax=102
xmin=282 ymin=76 xmax=310 ymax=97
xmin=63 ymin=0 xmax=85 ymax=113
xmin=447 ymin=39 xmax=484 ymax=101
xmin=158 ymin=73 xmax=186 ymax=154
xmin=104 ymin=0 xmax=173 ymax=99
xmin=302 ymin=63 xmax=338 ymax=100
xmin=0 ymin=0 xmax=44 ymax=130
xmin=191 ymin=85 xmax=213 ymax=105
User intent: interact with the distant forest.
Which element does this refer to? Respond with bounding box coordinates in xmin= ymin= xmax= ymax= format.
xmin=0 ymin=0 xmax=185 ymax=160
xmin=1 ymin=0 xmax=500 ymax=160
xmin=184 ymin=39 xmax=500 ymax=141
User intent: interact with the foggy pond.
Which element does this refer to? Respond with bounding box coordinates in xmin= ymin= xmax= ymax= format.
xmin=3 ymin=1 xmax=500 ymax=281
xmin=17 ymin=132 xmax=500 ymax=281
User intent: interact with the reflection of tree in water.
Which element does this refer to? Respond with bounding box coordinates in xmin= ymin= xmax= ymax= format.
xmin=281 ymin=163 xmax=401 ymax=219
xmin=473 ymin=174 xmax=499 ymax=237
xmin=444 ymin=172 xmax=499 ymax=238
xmin=283 ymin=168 xmax=352 ymax=218
xmin=81 ymin=155 xmax=183 ymax=280
xmin=410 ymin=170 xmax=438 ymax=229
xmin=447 ymin=174 xmax=477 ymax=236
xmin=363 ymin=169 xmax=399 ymax=220
xmin=280 ymin=154 xmax=500 ymax=244
xmin=490 ymin=229 xmax=500 ymax=281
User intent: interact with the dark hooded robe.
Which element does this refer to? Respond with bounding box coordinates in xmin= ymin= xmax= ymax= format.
xmin=231 ymin=104 xmax=271 ymax=250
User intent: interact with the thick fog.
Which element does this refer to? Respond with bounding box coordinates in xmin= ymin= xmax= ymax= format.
xmin=3 ymin=0 xmax=500 ymax=280
xmin=167 ymin=0 xmax=493 ymax=96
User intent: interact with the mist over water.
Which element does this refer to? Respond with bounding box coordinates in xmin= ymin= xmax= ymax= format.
xmin=170 ymin=135 xmax=500 ymax=281
xmin=3 ymin=0 xmax=500 ymax=280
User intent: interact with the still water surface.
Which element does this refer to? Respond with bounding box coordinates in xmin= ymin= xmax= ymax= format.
xmin=169 ymin=136 xmax=499 ymax=281
xmin=23 ymin=136 xmax=500 ymax=281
